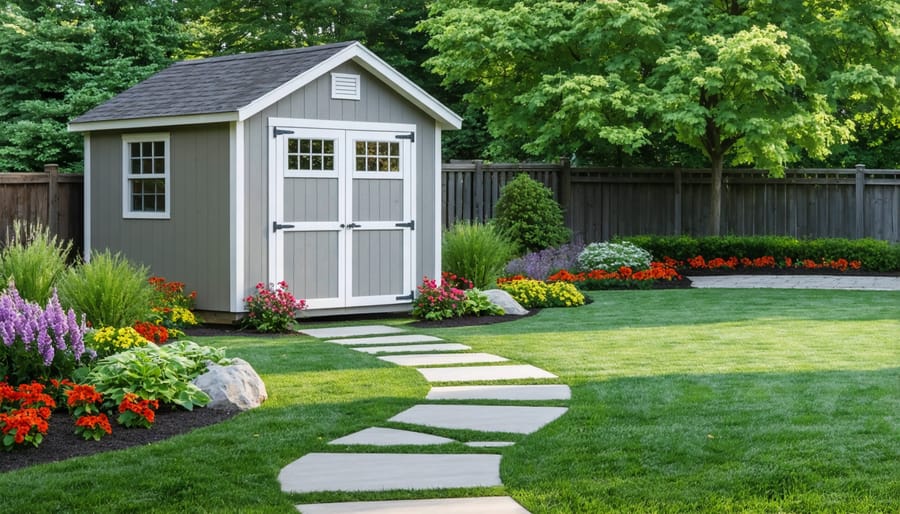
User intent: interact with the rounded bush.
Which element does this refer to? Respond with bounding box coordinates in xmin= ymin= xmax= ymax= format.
xmin=493 ymin=174 xmax=570 ymax=252
xmin=577 ymin=241 xmax=652 ymax=272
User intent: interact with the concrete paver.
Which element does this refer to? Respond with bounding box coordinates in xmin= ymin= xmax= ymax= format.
xmin=379 ymin=353 xmax=508 ymax=367
xmin=351 ymin=343 xmax=471 ymax=354
xmin=300 ymin=325 xmax=404 ymax=339
xmin=295 ymin=496 xmax=531 ymax=514
xmin=465 ymin=441 xmax=515 ymax=448
xmin=326 ymin=334 xmax=443 ymax=346
xmin=417 ymin=364 xmax=557 ymax=383
xmin=389 ymin=404 xmax=568 ymax=434
xmin=279 ymin=453 xmax=502 ymax=493
xmin=329 ymin=427 xmax=454 ymax=446
xmin=427 ymin=384 xmax=571 ymax=401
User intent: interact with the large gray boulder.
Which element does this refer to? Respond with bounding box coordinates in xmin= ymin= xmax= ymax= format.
xmin=193 ymin=358 xmax=268 ymax=411
xmin=482 ymin=289 xmax=529 ymax=316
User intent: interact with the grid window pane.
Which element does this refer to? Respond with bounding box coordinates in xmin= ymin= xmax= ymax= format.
xmin=286 ymin=138 xmax=335 ymax=172
xmin=126 ymin=138 xmax=167 ymax=214
xmin=354 ymin=139 xmax=402 ymax=173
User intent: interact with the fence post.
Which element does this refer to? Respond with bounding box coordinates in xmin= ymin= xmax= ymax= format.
xmin=673 ymin=168 xmax=683 ymax=235
xmin=558 ymin=157 xmax=572 ymax=225
xmin=44 ymin=163 xmax=60 ymax=234
xmin=855 ymin=164 xmax=866 ymax=239
xmin=473 ymin=159 xmax=484 ymax=223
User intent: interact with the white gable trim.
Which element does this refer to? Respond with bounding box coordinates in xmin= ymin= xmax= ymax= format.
xmin=238 ymin=43 xmax=462 ymax=129
xmin=68 ymin=112 xmax=237 ymax=133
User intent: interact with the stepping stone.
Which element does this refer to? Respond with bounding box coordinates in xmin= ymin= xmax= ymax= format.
xmin=328 ymin=427 xmax=454 ymax=446
xmin=417 ymin=364 xmax=557 ymax=383
xmin=295 ymin=496 xmax=531 ymax=514
xmin=379 ymin=353 xmax=508 ymax=367
xmin=300 ymin=325 xmax=404 ymax=339
xmin=465 ymin=441 xmax=515 ymax=448
xmin=326 ymin=334 xmax=442 ymax=346
xmin=389 ymin=404 xmax=568 ymax=434
xmin=351 ymin=343 xmax=471 ymax=354
xmin=427 ymin=384 xmax=571 ymax=401
xmin=279 ymin=453 xmax=501 ymax=493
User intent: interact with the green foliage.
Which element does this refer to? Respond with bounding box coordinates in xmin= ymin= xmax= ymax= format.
xmin=86 ymin=341 xmax=228 ymax=410
xmin=442 ymin=221 xmax=516 ymax=289
xmin=0 ymin=221 xmax=72 ymax=304
xmin=464 ymin=289 xmax=505 ymax=317
xmin=493 ymin=174 xmax=571 ymax=252
xmin=618 ymin=235 xmax=900 ymax=272
xmin=577 ymin=241 xmax=652 ymax=272
xmin=498 ymin=278 xmax=585 ymax=308
xmin=422 ymin=0 xmax=900 ymax=230
xmin=0 ymin=1 xmax=187 ymax=171
xmin=57 ymin=250 xmax=155 ymax=328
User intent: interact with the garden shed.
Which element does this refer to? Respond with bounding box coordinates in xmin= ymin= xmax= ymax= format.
xmin=69 ymin=41 xmax=462 ymax=318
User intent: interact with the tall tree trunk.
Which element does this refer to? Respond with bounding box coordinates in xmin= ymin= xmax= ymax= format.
xmin=709 ymin=152 xmax=724 ymax=236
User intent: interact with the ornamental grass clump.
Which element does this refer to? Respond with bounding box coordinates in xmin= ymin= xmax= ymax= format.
xmin=577 ymin=241 xmax=652 ymax=272
xmin=0 ymin=284 xmax=88 ymax=385
xmin=442 ymin=221 xmax=516 ymax=289
xmin=0 ymin=220 xmax=73 ymax=305
xmin=57 ymin=250 xmax=155 ymax=329
xmin=242 ymin=281 xmax=307 ymax=333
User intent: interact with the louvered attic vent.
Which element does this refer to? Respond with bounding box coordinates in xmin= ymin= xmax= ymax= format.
xmin=331 ymin=73 xmax=360 ymax=100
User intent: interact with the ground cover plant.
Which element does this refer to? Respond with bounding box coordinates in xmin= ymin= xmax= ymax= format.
xmin=1 ymin=289 xmax=897 ymax=512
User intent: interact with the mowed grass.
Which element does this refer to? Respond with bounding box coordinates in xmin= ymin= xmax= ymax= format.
xmin=0 ymin=288 xmax=897 ymax=513
xmin=418 ymin=289 xmax=900 ymax=513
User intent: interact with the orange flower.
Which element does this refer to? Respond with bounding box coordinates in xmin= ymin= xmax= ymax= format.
xmin=66 ymin=384 xmax=103 ymax=407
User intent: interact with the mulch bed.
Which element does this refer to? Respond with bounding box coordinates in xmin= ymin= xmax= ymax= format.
xmin=1 ymin=405 xmax=240 ymax=474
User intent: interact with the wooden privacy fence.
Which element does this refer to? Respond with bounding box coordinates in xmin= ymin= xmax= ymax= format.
xmin=442 ymin=161 xmax=900 ymax=243
xmin=0 ymin=165 xmax=84 ymax=255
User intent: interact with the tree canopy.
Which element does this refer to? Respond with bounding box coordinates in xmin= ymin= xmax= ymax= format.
xmin=421 ymin=0 xmax=900 ymax=233
xmin=0 ymin=1 xmax=187 ymax=172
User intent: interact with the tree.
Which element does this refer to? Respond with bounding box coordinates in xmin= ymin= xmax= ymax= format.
xmin=0 ymin=1 xmax=187 ymax=172
xmin=421 ymin=0 xmax=900 ymax=234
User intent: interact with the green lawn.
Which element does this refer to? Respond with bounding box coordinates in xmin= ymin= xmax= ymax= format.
xmin=1 ymin=289 xmax=897 ymax=513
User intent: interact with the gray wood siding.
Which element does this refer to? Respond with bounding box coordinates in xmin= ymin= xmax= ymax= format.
xmin=353 ymin=179 xmax=403 ymax=221
xmin=89 ymin=124 xmax=231 ymax=311
xmin=285 ymin=178 xmax=338 ymax=221
xmin=243 ymin=61 xmax=439 ymax=304
xmin=283 ymin=231 xmax=339 ymax=299
xmin=352 ymin=230 xmax=403 ymax=296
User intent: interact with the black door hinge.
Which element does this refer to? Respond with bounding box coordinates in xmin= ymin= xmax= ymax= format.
xmin=395 ymin=132 xmax=415 ymax=143
xmin=395 ymin=290 xmax=414 ymax=301
xmin=272 ymin=221 xmax=296 ymax=232
xmin=395 ymin=220 xmax=415 ymax=230
xmin=273 ymin=127 xmax=294 ymax=138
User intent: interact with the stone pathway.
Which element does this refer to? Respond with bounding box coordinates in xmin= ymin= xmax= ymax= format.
xmin=284 ymin=324 xmax=570 ymax=513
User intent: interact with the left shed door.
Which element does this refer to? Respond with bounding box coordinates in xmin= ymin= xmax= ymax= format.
xmin=272 ymin=128 xmax=346 ymax=309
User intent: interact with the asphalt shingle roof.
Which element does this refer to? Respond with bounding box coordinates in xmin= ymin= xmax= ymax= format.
xmin=72 ymin=41 xmax=356 ymax=123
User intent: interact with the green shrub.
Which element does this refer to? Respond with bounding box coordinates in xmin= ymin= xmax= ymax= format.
xmin=57 ymin=250 xmax=155 ymax=328
xmin=493 ymin=174 xmax=571 ymax=252
xmin=0 ymin=220 xmax=72 ymax=304
xmin=86 ymin=341 xmax=229 ymax=410
xmin=442 ymin=222 xmax=517 ymax=289
xmin=577 ymin=241 xmax=653 ymax=272
xmin=617 ymin=235 xmax=900 ymax=271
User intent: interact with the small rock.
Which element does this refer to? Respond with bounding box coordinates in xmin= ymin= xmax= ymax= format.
xmin=482 ymin=289 xmax=528 ymax=316
xmin=192 ymin=358 xmax=268 ymax=411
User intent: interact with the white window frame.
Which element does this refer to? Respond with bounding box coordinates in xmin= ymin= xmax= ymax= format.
xmin=122 ymin=133 xmax=171 ymax=219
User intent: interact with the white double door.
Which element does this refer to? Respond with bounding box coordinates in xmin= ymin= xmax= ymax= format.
xmin=269 ymin=120 xmax=416 ymax=309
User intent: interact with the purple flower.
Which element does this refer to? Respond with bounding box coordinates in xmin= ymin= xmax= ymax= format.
xmin=506 ymin=242 xmax=586 ymax=280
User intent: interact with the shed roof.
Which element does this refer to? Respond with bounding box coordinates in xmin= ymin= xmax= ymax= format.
xmin=69 ymin=41 xmax=461 ymax=131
